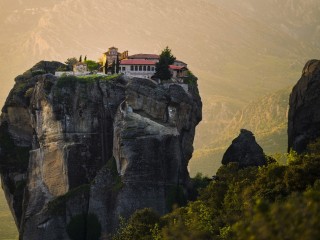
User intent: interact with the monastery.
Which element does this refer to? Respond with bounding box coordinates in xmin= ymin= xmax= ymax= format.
xmin=102 ymin=47 xmax=188 ymax=80
xmin=56 ymin=46 xmax=189 ymax=81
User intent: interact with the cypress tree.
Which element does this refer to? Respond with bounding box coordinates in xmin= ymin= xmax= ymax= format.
xmin=79 ymin=55 xmax=82 ymax=63
xmin=154 ymin=46 xmax=176 ymax=80
xmin=111 ymin=60 xmax=116 ymax=74
xmin=116 ymin=55 xmax=120 ymax=74
xmin=105 ymin=60 xmax=109 ymax=74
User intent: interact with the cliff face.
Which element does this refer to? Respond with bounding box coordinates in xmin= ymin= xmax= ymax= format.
xmin=288 ymin=59 xmax=320 ymax=153
xmin=0 ymin=62 xmax=202 ymax=239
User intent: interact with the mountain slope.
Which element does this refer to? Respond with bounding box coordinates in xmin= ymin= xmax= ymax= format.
xmin=190 ymin=87 xmax=291 ymax=176
xmin=0 ymin=0 xmax=319 ymax=181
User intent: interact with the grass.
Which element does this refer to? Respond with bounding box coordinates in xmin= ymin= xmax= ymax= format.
xmin=0 ymin=183 xmax=18 ymax=240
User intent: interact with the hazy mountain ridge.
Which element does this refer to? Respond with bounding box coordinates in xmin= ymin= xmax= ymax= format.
xmin=190 ymin=87 xmax=291 ymax=175
xmin=1 ymin=1 xmax=320 ymax=237
xmin=1 ymin=0 xmax=319 ymax=181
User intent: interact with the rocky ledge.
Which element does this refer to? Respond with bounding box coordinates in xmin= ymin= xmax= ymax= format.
xmin=0 ymin=61 xmax=202 ymax=239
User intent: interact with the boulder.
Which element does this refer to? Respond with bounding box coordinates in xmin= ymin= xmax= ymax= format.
xmin=222 ymin=129 xmax=267 ymax=167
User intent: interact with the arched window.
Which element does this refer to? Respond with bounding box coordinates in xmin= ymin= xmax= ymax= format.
xmin=139 ymin=66 xmax=142 ymax=71
xmin=135 ymin=66 xmax=138 ymax=71
xmin=147 ymin=66 xmax=150 ymax=71
xmin=143 ymin=66 xmax=146 ymax=71
xmin=131 ymin=65 xmax=134 ymax=71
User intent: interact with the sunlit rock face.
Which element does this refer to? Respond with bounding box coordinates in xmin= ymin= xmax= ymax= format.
xmin=0 ymin=61 xmax=202 ymax=239
xmin=221 ymin=129 xmax=267 ymax=167
xmin=288 ymin=59 xmax=320 ymax=153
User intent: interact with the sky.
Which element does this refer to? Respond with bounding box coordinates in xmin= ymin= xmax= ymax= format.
xmin=1 ymin=0 xmax=320 ymax=238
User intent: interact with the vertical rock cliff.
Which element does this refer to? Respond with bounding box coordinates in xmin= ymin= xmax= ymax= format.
xmin=0 ymin=62 xmax=202 ymax=239
xmin=288 ymin=59 xmax=320 ymax=153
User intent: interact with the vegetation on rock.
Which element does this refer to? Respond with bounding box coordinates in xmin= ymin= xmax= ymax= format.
xmin=155 ymin=47 xmax=176 ymax=80
xmin=114 ymin=141 xmax=320 ymax=240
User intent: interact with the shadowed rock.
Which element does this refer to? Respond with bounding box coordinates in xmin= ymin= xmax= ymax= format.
xmin=288 ymin=59 xmax=320 ymax=153
xmin=222 ymin=129 xmax=267 ymax=167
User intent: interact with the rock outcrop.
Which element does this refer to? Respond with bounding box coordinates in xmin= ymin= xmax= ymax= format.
xmin=0 ymin=62 xmax=202 ymax=239
xmin=288 ymin=59 xmax=320 ymax=153
xmin=221 ymin=129 xmax=267 ymax=167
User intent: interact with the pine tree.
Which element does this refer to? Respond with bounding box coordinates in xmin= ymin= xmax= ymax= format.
xmin=154 ymin=46 xmax=176 ymax=80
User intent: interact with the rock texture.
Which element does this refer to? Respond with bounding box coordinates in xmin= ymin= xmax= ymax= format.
xmin=0 ymin=62 xmax=202 ymax=239
xmin=288 ymin=59 xmax=320 ymax=153
xmin=221 ymin=129 xmax=267 ymax=167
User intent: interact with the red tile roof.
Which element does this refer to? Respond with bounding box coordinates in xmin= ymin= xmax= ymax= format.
xmin=169 ymin=65 xmax=187 ymax=70
xmin=128 ymin=54 xmax=160 ymax=60
xmin=120 ymin=59 xmax=157 ymax=65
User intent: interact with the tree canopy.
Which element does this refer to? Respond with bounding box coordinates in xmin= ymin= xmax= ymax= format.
xmin=113 ymin=139 xmax=320 ymax=240
xmin=84 ymin=60 xmax=100 ymax=72
xmin=65 ymin=57 xmax=78 ymax=70
xmin=154 ymin=46 xmax=176 ymax=80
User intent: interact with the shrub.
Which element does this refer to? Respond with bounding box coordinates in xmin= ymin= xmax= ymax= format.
xmin=24 ymin=87 xmax=34 ymax=98
xmin=113 ymin=208 xmax=160 ymax=240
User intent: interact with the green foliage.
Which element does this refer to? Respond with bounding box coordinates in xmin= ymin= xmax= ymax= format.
xmin=306 ymin=138 xmax=320 ymax=154
xmin=0 ymin=189 xmax=18 ymax=239
xmin=116 ymin=55 xmax=120 ymax=74
xmin=115 ymin=148 xmax=320 ymax=239
xmin=188 ymin=173 xmax=211 ymax=200
xmin=155 ymin=46 xmax=176 ymax=80
xmin=31 ymin=69 xmax=46 ymax=77
xmin=84 ymin=60 xmax=100 ymax=72
xmin=56 ymin=75 xmax=79 ymax=90
xmin=166 ymin=185 xmax=187 ymax=211
xmin=13 ymin=82 xmax=28 ymax=95
xmin=113 ymin=208 xmax=160 ymax=240
xmin=24 ymin=87 xmax=34 ymax=98
xmin=65 ymin=57 xmax=78 ymax=70
xmin=56 ymin=65 xmax=68 ymax=71
xmin=67 ymin=213 xmax=101 ymax=240
xmin=111 ymin=60 xmax=116 ymax=74
xmin=56 ymin=74 xmax=120 ymax=90
xmin=183 ymin=71 xmax=198 ymax=86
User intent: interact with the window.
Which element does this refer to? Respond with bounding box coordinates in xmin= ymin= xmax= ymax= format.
xmin=139 ymin=66 xmax=142 ymax=71
xmin=131 ymin=65 xmax=134 ymax=71
xmin=122 ymin=67 xmax=126 ymax=71
xmin=151 ymin=67 xmax=155 ymax=71
xmin=147 ymin=66 xmax=150 ymax=71
xmin=143 ymin=66 xmax=146 ymax=71
xmin=135 ymin=66 xmax=138 ymax=71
